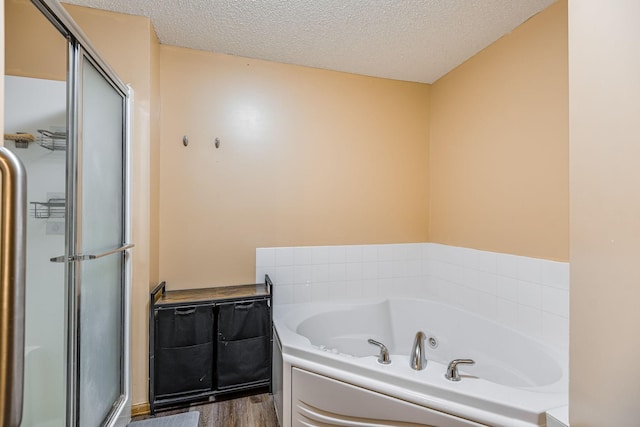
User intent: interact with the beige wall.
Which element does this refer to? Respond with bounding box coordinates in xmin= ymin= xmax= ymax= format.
xmin=569 ymin=1 xmax=640 ymax=424
xmin=5 ymin=0 xmax=66 ymax=80
xmin=149 ymin=24 xmax=160 ymax=285
xmin=429 ymin=1 xmax=569 ymax=261
xmin=159 ymin=46 xmax=430 ymax=288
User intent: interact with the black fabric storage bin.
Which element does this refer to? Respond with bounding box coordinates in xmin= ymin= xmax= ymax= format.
xmin=216 ymin=336 xmax=270 ymax=389
xmin=156 ymin=342 xmax=213 ymax=396
xmin=156 ymin=304 xmax=214 ymax=348
xmin=217 ymin=300 xmax=269 ymax=341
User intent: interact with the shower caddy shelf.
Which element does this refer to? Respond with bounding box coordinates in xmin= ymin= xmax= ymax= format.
xmin=36 ymin=129 xmax=67 ymax=151
xmin=30 ymin=198 xmax=65 ymax=219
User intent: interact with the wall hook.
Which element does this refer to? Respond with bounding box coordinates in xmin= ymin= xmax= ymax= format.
xmin=183 ymin=135 xmax=189 ymax=147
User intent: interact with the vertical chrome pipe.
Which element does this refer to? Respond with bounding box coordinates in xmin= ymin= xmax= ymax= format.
xmin=0 ymin=147 xmax=27 ymax=427
xmin=410 ymin=331 xmax=427 ymax=371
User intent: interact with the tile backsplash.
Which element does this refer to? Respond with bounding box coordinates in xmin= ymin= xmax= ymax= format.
xmin=257 ymin=243 xmax=569 ymax=353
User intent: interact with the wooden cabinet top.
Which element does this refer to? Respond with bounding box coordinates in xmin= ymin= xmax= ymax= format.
xmin=152 ymin=282 xmax=271 ymax=307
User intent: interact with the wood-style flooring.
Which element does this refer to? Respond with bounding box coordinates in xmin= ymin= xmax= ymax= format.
xmin=133 ymin=393 xmax=279 ymax=427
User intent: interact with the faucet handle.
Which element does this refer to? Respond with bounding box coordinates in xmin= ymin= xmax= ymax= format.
xmin=445 ymin=359 xmax=475 ymax=381
xmin=368 ymin=339 xmax=391 ymax=364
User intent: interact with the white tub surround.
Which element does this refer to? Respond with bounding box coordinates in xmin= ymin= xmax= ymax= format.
xmin=273 ymin=298 xmax=568 ymax=427
xmin=546 ymin=406 xmax=569 ymax=427
xmin=257 ymin=243 xmax=569 ymax=354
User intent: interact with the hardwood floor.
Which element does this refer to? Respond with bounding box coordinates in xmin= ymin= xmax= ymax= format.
xmin=133 ymin=393 xmax=279 ymax=427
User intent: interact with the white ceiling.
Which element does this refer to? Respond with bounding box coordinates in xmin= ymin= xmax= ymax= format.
xmin=62 ymin=0 xmax=556 ymax=84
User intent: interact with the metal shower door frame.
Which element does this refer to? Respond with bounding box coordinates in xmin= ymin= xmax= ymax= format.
xmin=29 ymin=1 xmax=134 ymax=426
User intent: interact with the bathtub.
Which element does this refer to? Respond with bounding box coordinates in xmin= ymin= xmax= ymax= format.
xmin=272 ymin=298 xmax=568 ymax=427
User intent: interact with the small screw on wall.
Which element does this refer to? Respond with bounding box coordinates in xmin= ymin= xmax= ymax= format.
xmin=183 ymin=135 xmax=189 ymax=147
xmin=214 ymin=137 xmax=220 ymax=149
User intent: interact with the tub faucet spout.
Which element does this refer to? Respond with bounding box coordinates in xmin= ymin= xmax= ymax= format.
xmin=410 ymin=331 xmax=427 ymax=370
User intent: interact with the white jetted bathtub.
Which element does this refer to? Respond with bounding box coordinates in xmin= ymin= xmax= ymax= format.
xmin=272 ymin=298 xmax=568 ymax=427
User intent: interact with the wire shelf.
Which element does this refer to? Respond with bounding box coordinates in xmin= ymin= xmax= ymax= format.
xmin=37 ymin=129 xmax=67 ymax=151
xmin=30 ymin=198 xmax=65 ymax=219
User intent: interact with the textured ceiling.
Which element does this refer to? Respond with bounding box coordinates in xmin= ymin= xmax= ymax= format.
xmin=62 ymin=0 xmax=556 ymax=84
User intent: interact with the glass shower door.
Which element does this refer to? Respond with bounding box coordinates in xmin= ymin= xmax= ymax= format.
xmin=73 ymin=51 xmax=130 ymax=427
xmin=8 ymin=2 xmax=134 ymax=426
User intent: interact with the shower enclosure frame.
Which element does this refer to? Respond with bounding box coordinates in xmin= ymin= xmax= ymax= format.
xmin=27 ymin=1 xmax=134 ymax=426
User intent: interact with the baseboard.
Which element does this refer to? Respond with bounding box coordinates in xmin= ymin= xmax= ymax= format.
xmin=131 ymin=402 xmax=150 ymax=417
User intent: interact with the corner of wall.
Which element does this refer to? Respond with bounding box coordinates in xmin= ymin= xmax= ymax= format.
xmin=149 ymin=21 xmax=161 ymax=286
xmin=424 ymin=83 xmax=432 ymax=243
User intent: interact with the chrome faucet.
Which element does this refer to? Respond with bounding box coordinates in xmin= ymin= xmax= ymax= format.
xmin=410 ymin=331 xmax=427 ymax=370
xmin=368 ymin=339 xmax=391 ymax=364
xmin=445 ymin=359 xmax=475 ymax=381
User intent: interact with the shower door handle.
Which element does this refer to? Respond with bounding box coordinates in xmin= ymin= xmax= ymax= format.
xmin=50 ymin=243 xmax=134 ymax=263
xmin=76 ymin=243 xmax=134 ymax=261
xmin=0 ymin=147 xmax=27 ymax=427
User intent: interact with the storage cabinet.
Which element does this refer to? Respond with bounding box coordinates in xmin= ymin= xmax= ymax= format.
xmin=149 ymin=276 xmax=272 ymax=414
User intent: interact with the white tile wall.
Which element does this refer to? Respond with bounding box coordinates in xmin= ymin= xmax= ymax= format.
xmin=257 ymin=243 xmax=569 ymax=353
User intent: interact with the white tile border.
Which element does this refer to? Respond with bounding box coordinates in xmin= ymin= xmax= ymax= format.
xmin=257 ymin=242 xmax=569 ymax=353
